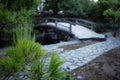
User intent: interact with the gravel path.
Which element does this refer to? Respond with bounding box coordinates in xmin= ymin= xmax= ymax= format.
xmin=43 ymin=37 xmax=120 ymax=70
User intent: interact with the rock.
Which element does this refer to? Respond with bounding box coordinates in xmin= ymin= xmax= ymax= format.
xmin=18 ymin=72 xmax=25 ymax=79
xmin=25 ymin=65 xmax=31 ymax=71
xmin=25 ymin=78 xmax=31 ymax=80
xmin=8 ymin=76 xmax=15 ymax=80
xmin=70 ymin=65 xmax=78 ymax=70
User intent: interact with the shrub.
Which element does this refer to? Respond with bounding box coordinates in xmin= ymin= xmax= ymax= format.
xmin=48 ymin=53 xmax=65 ymax=79
xmin=14 ymin=39 xmax=45 ymax=63
xmin=0 ymin=10 xmax=45 ymax=78
xmin=30 ymin=53 xmax=73 ymax=80
xmin=30 ymin=58 xmax=46 ymax=80
xmin=0 ymin=38 xmax=45 ymax=77
xmin=0 ymin=4 xmax=9 ymax=23
xmin=0 ymin=56 xmax=24 ymax=77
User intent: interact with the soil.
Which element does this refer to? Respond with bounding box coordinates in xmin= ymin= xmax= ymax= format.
xmin=71 ymin=46 xmax=120 ymax=80
xmin=116 ymin=31 xmax=120 ymax=38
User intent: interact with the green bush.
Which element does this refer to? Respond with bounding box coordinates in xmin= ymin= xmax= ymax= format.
xmin=30 ymin=58 xmax=46 ymax=80
xmin=30 ymin=53 xmax=67 ymax=80
xmin=0 ymin=4 xmax=9 ymax=23
xmin=0 ymin=56 xmax=24 ymax=77
xmin=0 ymin=38 xmax=45 ymax=77
xmin=15 ymin=39 xmax=45 ymax=62
xmin=11 ymin=17 xmax=45 ymax=62
xmin=0 ymin=9 xmax=45 ymax=78
xmin=48 ymin=53 xmax=65 ymax=78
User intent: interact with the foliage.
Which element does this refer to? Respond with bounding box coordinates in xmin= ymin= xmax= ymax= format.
xmin=48 ymin=53 xmax=65 ymax=78
xmin=30 ymin=53 xmax=71 ymax=80
xmin=0 ymin=0 xmax=41 ymax=11
xmin=0 ymin=25 xmax=45 ymax=78
xmin=0 ymin=7 xmax=45 ymax=78
xmin=7 ymin=39 xmax=45 ymax=62
xmin=86 ymin=0 xmax=120 ymax=21
xmin=0 ymin=0 xmax=37 ymax=43
xmin=102 ymin=0 xmax=120 ymax=30
xmin=0 ymin=21 xmax=45 ymax=79
xmin=30 ymin=59 xmax=46 ymax=80
xmin=13 ymin=21 xmax=33 ymax=44
xmin=0 ymin=4 xmax=9 ymax=23
xmin=103 ymin=9 xmax=120 ymax=23
xmin=0 ymin=56 xmax=24 ymax=77
xmin=103 ymin=9 xmax=116 ymax=22
xmin=87 ymin=0 xmax=120 ymax=31
xmin=58 ymin=0 xmax=85 ymax=17
xmin=44 ymin=0 xmax=93 ymax=18
xmin=44 ymin=0 xmax=61 ymax=13
xmin=0 ymin=8 xmax=35 ymax=46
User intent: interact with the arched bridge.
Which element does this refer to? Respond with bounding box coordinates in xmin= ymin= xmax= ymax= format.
xmin=35 ymin=17 xmax=105 ymax=41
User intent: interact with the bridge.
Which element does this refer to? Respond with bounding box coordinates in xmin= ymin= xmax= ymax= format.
xmin=35 ymin=17 xmax=106 ymax=43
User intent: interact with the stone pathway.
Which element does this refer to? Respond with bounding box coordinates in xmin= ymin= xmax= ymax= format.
xmin=43 ymin=37 xmax=120 ymax=70
xmin=42 ymin=40 xmax=80 ymax=54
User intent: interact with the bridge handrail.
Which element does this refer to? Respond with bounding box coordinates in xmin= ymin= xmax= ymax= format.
xmin=62 ymin=18 xmax=95 ymax=30
xmin=35 ymin=17 xmax=96 ymax=33
xmin=45 ymin=17 xmax=95 ymax=29
xmin=44 ymin=18 xmax=74 ymax=33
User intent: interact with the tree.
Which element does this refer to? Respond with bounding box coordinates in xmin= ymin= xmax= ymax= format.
xmin=44 ymin=0 xmax=62 ymax=14
xmin=0 ymin=0 xmax=41 ymax=11
xmin=58 ymin=0 xmax=85 ymax=17
xmin=103 ymin=9 xmax=120 ymax=30
xmin=44 ymin=0 xmax=93 ymax=18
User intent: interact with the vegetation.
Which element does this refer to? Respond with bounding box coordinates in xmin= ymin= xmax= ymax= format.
xmin=0 ymin=0 xmax=120 ymax=79
xmin=0 ymin=0 xmax=41 ymax=11
xmin=0 ymin=56 xmax=24 ymax=79
xmin=30 ymin=53 xmax=76 ymax=80
xmin=0 ymin=16 xmax=45 ymax=78
xmin=44 ymin=0 xmax=120 ymax=31
xmin=31 ymin=53 xmax=64 ymax=80
xmin=0 ymin=1 xmax=77 ymax=80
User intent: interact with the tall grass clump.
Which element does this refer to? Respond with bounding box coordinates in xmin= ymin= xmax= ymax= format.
xmin=48 ymin=53 xmax=65 ymax=78
xmin=0 ymin=56 xmax=24 ymax=79
xmin=30 ymin=53 xmax=65 ymax=80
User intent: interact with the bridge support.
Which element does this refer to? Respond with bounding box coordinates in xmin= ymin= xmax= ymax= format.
xmin=70 ymin=23 xmax=72 ymax=33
